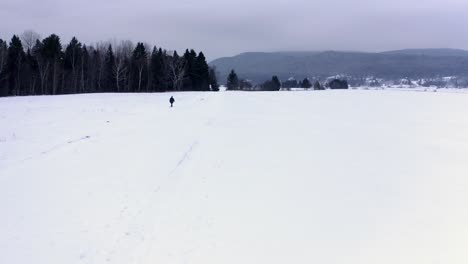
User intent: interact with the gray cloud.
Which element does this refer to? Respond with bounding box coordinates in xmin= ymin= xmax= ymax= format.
xmin=1 ymin=0 xmax=468 ymax=60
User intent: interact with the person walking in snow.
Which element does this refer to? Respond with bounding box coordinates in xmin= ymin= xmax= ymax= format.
xmin=169 ymin=96 xmax=175 ymax=107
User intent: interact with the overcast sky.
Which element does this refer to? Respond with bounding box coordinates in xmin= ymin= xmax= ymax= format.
xmin=1 ymin=0 xmax=468 ymax=60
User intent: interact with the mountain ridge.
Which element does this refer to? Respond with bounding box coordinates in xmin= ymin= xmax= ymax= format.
xmin=210 ymin=49 xmax=468 ymax=84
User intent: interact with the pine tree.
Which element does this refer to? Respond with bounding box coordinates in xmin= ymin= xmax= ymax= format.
xmin=41 ymin=34 xmax=62 ymax=94
xmin=0 ymin=39 xmax=8 ymax=96
xmin=90 ymin=48 xmax=102 ymax=92
xmin=80 ymin=45 xmax=89 ymax=93
xmin=183 ymin=49 xmax=197 ymax=90
xmin=301 ymin=78 xmax=312 ymax=89
xmin=131 ymin=43 xmax=148 ymax=92
xmin=150 ymin=47 xmax=166 ymax=92
xmin=208 ymin=67 xmax=219 ymax=91
xmin=24 ymin=49 xmax=39 ymax=95
xmin=6 ymin=35 xmax=25 ymax=95
xmin=0 ymin=32 xmax=214 ymax=96
xmin=272 ymin=76 xmax=281 ymax=90
xmin=32 ymin=39 xmax=46 ymax=94
xmin=260 ymin=76 xmax=281 ymax=91
xmin=227 ymin=69 xmax=239 ymax=90
xmin=313 ymin=80 xmax=323 ymax=90
xmin=193 ymin=52 xmax=210 ymax=91
xmin=104 ymin=45 xmax=115 ymax=92
xmin=64 ymin=37 xmax=83 ymax=93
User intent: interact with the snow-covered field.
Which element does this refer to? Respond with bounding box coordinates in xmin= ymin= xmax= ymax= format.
xmin=1 ymin=90 xmax=468 ymax=264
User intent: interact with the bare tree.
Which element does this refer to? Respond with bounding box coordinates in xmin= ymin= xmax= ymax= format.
xmin=112 ymin=40 xmax=132 ymax=92
xmin=20 ymin=30 xmax=41 ymax=52
xmin=119 ymin=40 xmax=134 ymax=58
xmin=118 ymin=40 xmax=133 ymax=92
xmin=168 ymin=55 xmax=186 ymax=91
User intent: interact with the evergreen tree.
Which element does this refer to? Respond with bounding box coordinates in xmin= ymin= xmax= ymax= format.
xmin=131 ymin=42 xmax=148 ymax=92
xmin=193 ymin=52 xmax=210 ymax=91
xmin=41 ymin=34 xmax=62 ymax=94
xmin=301 ymin=78 xmax=312 ymax=89
xmin=32 ymin=39 xmax=46 ymax=94
xmin=182 ymin=49 xmax=191 ymax=90
xmin=272 ymin=76 xmax=281 ymax=90
xmin=159 ymin=48 xmax=169 ymax=91
xmin=227 ymin=69 xmax=239 ymax=90
xmin=64 ymin=37 xmax=83 ymax=93
xmin=313 ymin=80 xmax=323 ymax=90
xmin=6 ymin=35 xmax=25 ymax=95
xmin=90 ymin=48 xmax=102 ymax=92
xmin=80 ymin=45 xmax=89 ymax=93
xmin=104 ymin=45 xmax=115 ymax=92
xmin=183 ymin=49 xmax=197 ymax=90
xmin=24 ymin=49 xmax=39 ymax=95
xmin=0 ymin=32 xmax=215 ymax=96
xmin=261 ymin=76 xmax=281 ymax=91
xmin=0 ymin=39 xmax=8 ymax=96
xmin=150 ymin=47 xmax=166 ymax=92
xmin=208 ymin=67 xmax=219 ymax=91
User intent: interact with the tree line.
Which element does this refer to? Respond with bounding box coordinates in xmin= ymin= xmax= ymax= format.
xmin=225 ymin=69 xmax=347 ymax=91
xmin=226 ymin=70 xmax=282 ymax=91
xmin=0 ymin=31 xmax=219 ymax=97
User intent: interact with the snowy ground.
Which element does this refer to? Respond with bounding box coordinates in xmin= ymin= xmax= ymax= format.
xmin=1 ymin=90 xmax=468 ymax=264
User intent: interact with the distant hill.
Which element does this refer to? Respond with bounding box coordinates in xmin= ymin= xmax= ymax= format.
xmin=380 ymin=48 xmax=468 ymax=57
xmin=210 ymin=49 xmax=468 ymax=84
